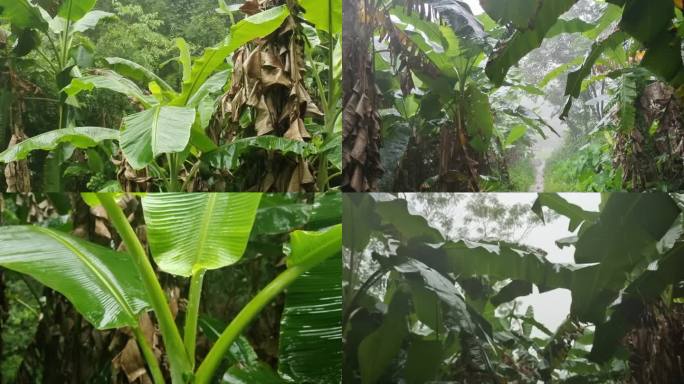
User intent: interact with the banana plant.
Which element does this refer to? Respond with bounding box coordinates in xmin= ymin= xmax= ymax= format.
xmin=369 ymin=1 xmax=557 ymax=191
xmin=297 ymin=0 xmax=343 ymax=190
xmin=0 ymin=193 xmax=342 ymax=383
xmin=0 ymin=3 xmax=319 ymax=191
xmin=344 ymin=192 xmax=684 ymax=382
xmin=0 ymin=0 xmax=113 ymax=190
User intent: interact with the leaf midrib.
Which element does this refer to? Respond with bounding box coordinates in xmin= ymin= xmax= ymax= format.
xmin=150 ymin=105 xmax=162 ymax=156
xmin=35 ymin=227 xmax=136 ymax=322
xmin=192 ymin=194 xmax=218 ymax=273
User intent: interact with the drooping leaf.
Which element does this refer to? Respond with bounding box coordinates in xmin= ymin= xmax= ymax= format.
xmin=225 ymin=5 xmax=290 ymax=53
xmin=57 ymin=0 xmax=97 ymax=21
xmin=436 ymin=239 xmax=578 ymax=293
xmin=532 ymin=193 xmax=599 ymax=231
xmin=0 ymin=226 xmax=150 ymax=329
xmin=253 ymin=193 xmax=340 ymax=236
xmin=69 ymin=10 xmax=113 ymax=32
xmin=298 ymin=0 xmax=342 ymax=34
xmin=286 ymin=224 xmax=342 ymax=268
xmin=590 ymin=242 xmax=684 ymax=363
xmin=63 ymin=69 xmax=159 ymax=108
xmin=570 ymin=194 xmax=680 ymax=322
xmin=0 ymin=127 xmax=119 ymax=163
xmin=491 ymin=280 xmax=533 ymax=306
xmin=395 ymin=258 xmax=463 ymax=308
xmin=502 ymin=106 xmax=559 ymax=138
xmin=342 ymin=194 xmax=379 ymax=252
xmin=203 ymin=136 xmax=314 ymax=171
xmin=485 ymin=0 xmax=580 ymax=85
xmin=373 ymin=198 xmax=444 ymax=243
xmin=142 ymin=193 xmax=262 ymax=276
xmin=358 ymin=292 xmax=410 ymax=384
xmin=640 ymin=31 xmax=684 ymax=82
xmin=0 ymin=0 xmax=48 ymax=31
xmin=278 ymin=255 xmax=342 ymax=384
xmin=560 ymin=31 xmax=628 ymax=119
xmin=252 ymin=194 xmax=313 ymax=236
xmin=618 ymin=0 xmax=674 ymax=45
xmin=120 ymin=105 xmax=196 ymax=169
xmin=104 ymin=57 xmax=174 ymax=93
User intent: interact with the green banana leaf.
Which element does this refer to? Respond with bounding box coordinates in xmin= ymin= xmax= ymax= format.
xmin=0 ymin=0 xmax=48 ymax=31
xmin=357 ymin=292 xmax=411 ymax=384
xmin=286 ymin=224 xmax=342 ymax=268
xmin=0 ymin=127 xmax=119 ymax=163
xmin=63 ymin=69 xmax=159 ymax=108
xmin=104 ymin=57 xmax=174 ymax=93
xmin=0 ymin=226 xmax=150 ymax=329
xmin=253 ymin=192 xmax=341 ymax=236
xmin=141 ymin=193 xmax=262 ymax=277
xmin=278 ymin=255 xmax=342 ymax=384
xmin=299 ymin=0 xmax=342 ymax=34
xmin=58 ymin=0 xmax=96 ymax=21
xmin=485 ymin=0 xmax=579 ymax=85
xmin=225 ymin=5 xmax=290 ymax=53
xmin=203 ymin=136 xmax=315 ymax=171
xmin=120 ymin=105 xmax=196 ymax=170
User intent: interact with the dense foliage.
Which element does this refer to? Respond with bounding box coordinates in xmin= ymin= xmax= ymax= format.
xmin=342 ymin=0 xmax=684 ymax=192
xmin=343 ymin=193 xmax=684 ymax=383
xmin=0 ymin=192 xmax=342 ymax=383
xmin=0 ymin=0 xmax=342 ymax=193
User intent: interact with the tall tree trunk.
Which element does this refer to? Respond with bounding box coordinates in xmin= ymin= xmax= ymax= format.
xmin=342 ymin=0 xmax=383 ymax=191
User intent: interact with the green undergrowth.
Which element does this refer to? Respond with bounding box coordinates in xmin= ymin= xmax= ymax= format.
xmin=509 ymin=156 xmax=536 ymax=191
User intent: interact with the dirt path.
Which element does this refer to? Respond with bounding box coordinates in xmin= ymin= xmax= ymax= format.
xmin=532 ymin=159 xmax=545 ymax=192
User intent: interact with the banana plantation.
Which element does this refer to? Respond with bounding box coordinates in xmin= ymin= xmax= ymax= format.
xmin=0 ymin=0 xmax=341 ymax=192
xmin=343 ymin=193 xmax=684 ymax=383
xmin=0 ymin=192 xmax=341 ymax=383
xmin=342 ymin=0 xmax=684 ymax=192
